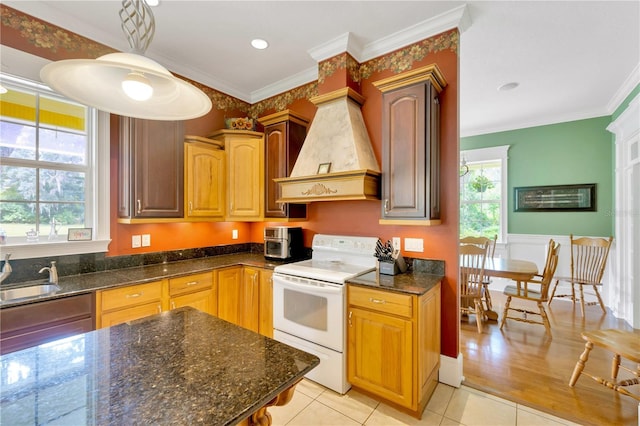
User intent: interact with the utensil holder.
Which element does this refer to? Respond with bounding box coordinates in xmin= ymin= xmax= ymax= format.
xmin=379 ymin=260 xmax=399 ymax=275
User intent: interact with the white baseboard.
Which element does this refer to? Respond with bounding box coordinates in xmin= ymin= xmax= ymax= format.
xmin=439 ymin=353 xmax=464 ymax=387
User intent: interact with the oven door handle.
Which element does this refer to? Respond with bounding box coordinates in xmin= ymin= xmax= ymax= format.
xmin=273 ymin=275 xmax=343 ymax=295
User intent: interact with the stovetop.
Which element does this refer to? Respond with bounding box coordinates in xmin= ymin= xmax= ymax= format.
xmin=273 ymin=234 xmax=379 ymax=284
xmin=274 ymin=259 xmax=375 ymax=284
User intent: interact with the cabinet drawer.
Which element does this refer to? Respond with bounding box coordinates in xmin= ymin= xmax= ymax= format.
xmin=99 ymin=281 xmax=162 ymax=312
xmin=169 ymin=272 xmax=213 ymax=296
xmin=348 ymin=286 xmax=413 ymax=318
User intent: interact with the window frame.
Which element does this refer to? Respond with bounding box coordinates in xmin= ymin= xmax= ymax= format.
xmin=0 ymin=74 xmax=110 ymax=260
xmin=460 ymin=145 xmax=509 ymax=244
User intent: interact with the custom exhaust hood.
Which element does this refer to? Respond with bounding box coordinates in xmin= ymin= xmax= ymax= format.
xmin=274 ymin=87 xmax=381 ymax=203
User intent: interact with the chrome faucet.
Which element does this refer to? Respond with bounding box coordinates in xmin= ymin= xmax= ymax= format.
xmin=0 ymin=253 xmax=11 ymax=284
xmin=39 ymin=260 xmax=58 ymax=284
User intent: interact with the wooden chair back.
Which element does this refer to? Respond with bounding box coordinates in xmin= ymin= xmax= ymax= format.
xmin=460 ymin=235 xmax=497 ymax=258
xmin=459 ymin=243 xmax=488 ymax=300
xmin=570 ymin=235 xmax=613 ymax=285
xmin=538 ymin=239 xmax=561 ymax=301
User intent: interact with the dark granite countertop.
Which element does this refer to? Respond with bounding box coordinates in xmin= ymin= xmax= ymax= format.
xmin=347 ymin=269 xmax=443 ymax=296
xmin=0 ymin=253 xmax=295 ymax=309
xmin=0 ymin=307 xmax=319 ymax=425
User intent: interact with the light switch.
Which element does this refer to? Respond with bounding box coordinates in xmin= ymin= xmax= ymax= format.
xmin=392 ymin=237 xmax=401 ymax=250
xmin=132 ymin=235 xmax=141 ymax=248
xmin=405 ymin=237 xmax=424 ymax=252
xmin=142 ymin=234 xmax=151 ymax=247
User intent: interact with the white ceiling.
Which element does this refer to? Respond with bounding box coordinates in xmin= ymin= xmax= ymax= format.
xmin=2 ymin=1 xmax=639 ymax=137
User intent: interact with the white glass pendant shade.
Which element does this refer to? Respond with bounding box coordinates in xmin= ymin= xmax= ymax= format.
xmin=40 ymin=52 xmax=212 ymax=120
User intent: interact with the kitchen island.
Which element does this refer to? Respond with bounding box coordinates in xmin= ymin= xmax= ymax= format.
xmin=0 ymin=307 xmax=319 ymax=425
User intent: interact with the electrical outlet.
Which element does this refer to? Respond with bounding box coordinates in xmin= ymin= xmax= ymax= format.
xmin=131 ymin=235 xmax=141 ymax=248
xmin=405 ymin=237 xmax=424 ymax=252
xmin=392 ymin=237 xmax=401 ymax=251
xmin=232 ymin=229 xmax=238 ymax=239
xmin=142 ymin=234 xmax=151 ymax=247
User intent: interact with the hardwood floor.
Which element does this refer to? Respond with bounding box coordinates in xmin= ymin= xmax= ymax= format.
xmin=461 ymin=285 xmax=639 ymax=426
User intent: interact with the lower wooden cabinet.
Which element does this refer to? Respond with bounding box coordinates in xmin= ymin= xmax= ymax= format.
xmin=216 ymin=265 xmax=273 ymax=336
xmin=96 ymin=281 xmax=164 ymax=329
xmin=347 ymin=283 xmax=441 ymax=417
xmin=168 ymin=272 xmax=216 ymax=316
xmin=0 ymin=293 xmax=94 ymax=355
xmin=94 ymin=267 xmax=272 ymax=336
xmin=258 ymin=269 xmax=274 ymax=337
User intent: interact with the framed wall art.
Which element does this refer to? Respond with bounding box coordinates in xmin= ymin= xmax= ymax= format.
xmin=514 ymin=183 xmax=596 ymax=212
xmin=68 ymin=228 xmax=93 ymax=241
xmin=317 ymin=163 xmax=331 ymax=174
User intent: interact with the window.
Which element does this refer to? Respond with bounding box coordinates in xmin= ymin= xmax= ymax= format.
xmin=0 ymin=74 xmax=109 ymax=259
xmin=460 ymin=146 xmax=509 ymax=243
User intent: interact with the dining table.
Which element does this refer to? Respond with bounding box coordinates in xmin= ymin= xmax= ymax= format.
xmin=481 ymin=257 xmax=539 ymax=320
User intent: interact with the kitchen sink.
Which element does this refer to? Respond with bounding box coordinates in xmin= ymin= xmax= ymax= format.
xmin=0 ymin=284 xmax=61 ymax=302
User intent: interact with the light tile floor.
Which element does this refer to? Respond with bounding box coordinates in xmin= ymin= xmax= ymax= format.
xmin=269 ymin=379 xmax=582 ymax=426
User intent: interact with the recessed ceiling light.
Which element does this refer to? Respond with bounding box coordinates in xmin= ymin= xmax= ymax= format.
xmin=497 ymin=82 xmax=519 ymax=91
xmin=251 ymin=39 xmax=269 ymax=50
xmin=145 ymin=0 xmax=159 ymax=6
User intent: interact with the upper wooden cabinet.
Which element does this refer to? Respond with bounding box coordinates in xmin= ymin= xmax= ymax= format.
xmin=259 ymin=110 xmax=309 ymax=220
xmin=209 ymin=130 xmax=264 ymax=221
xmin=373 ymin=65 xmax=446 ymax=226
xmin=184 ymin=135 xmax=225 ymax=220
xmin=118 ymin=117 xmax=185 ymax=221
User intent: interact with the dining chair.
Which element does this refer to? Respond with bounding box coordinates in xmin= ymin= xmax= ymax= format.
xmin=548 ymin=234 xmax=613 ymax=317
xmin=500 ymin=239 xmax=560 ymax=337
xmin=460 ymin=242 xmax=489 ymax=333
xmin=460 ymin=235 xmax=497 ymax=314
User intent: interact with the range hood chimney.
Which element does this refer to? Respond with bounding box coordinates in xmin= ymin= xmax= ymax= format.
xmin=275 ymin=87 xmax=380 ymax=203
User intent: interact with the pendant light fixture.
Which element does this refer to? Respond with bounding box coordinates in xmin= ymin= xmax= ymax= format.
xmin=40 ymin=0 xmax=211 ymax=120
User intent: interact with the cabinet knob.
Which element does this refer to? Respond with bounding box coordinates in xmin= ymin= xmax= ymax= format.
xmin=384 ymin=199 xmax=389 ymax=215
xmin=348 ymin=310 xmax=353 ymax=327
xmin=136 ymin=199 xmax=142 ymax=214
xmin=126 ymin=292 xmax=143 ymax=298
xmin=189 ymin=201 xmax=193 ymax=214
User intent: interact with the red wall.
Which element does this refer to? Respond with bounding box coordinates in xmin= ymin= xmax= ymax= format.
xmin=1 ymin=6 xmax=461 ymax=358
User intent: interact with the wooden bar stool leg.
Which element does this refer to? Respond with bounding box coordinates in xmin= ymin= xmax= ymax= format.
xmin=500 ymin=296 xmax=511 ymax=330
xmin=570 ymin=340 xmax=594 ymax=386
xmin=611 ymin=354 xmax=621 ymax=380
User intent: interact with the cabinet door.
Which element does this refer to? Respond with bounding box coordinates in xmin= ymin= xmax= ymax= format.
xmin=347 ymin=307 xmax=413 ymax=408
xmin=185 ymin=142 xmax=225 ymax=219
xmin=381 ymin=82 xmax=440 ymax=220
xmin=99 ymin=302 xmax=162 ymax=329
xmin=258 ymin=269 xmax=273 ymax=337
xmin=119 ymin=117 xmax=184 ymax=218
xmin=170 ymin=289 xmax=216 ymax=316
xmin=227 ymin=138 xmax=263 ymax=219
xmin=264 ymin=123 xmax=288 ymax=218
xmin=217 ymin=266 xmax=243 ymax=325
xmin=242 ymin=267 xmax=260 ymax=333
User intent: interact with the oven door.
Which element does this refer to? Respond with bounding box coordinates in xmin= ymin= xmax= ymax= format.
xmin=272 ymin=273 xmax=344 ymax=352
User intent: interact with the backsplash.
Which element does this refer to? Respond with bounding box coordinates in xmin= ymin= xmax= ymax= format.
xmin=0 ymin=244 xmax=442 ymax=286
xmin=0 ymin=243 xmax=263 ymax=285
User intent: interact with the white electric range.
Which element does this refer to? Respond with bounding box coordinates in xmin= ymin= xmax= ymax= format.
xmin=272 ymin=234 xmax=378 ymax=394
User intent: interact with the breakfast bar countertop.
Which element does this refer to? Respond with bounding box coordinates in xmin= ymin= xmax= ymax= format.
xmin=0 ymin=307 xmax=320 ymax=425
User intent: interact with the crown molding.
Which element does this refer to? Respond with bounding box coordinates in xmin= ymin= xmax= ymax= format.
xmin=461 ymin=108 xmax=609 ymax=138
xmin=360 ymin=4 xmax=469 ymax=62
xmin=250 ymin=66 xmax=318 ymax=103
xmin=606 ymin=62 xmax=640 ymax=115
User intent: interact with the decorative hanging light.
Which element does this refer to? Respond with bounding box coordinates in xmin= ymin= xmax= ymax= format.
xmin=40 ymin=0 xmax=211 ymax=120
